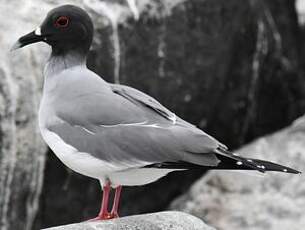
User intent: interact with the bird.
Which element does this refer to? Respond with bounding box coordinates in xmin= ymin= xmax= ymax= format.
xmin=12 ymin=4 xmax=300 ymax=221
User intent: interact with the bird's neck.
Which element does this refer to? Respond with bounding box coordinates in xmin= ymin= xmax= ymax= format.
xmin=44 ymin=51 xmax=87 ymax=78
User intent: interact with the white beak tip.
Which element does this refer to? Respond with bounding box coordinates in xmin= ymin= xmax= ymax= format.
xmin=10 ymin=41 xmax=21 ymax=52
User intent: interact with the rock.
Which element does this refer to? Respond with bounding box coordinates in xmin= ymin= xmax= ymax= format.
xmin=2 ymin=0 xmax=305 ymax=229
xmin=170 ymin=118 xmax=305 ymax=230
xmin=42 ymin=211 xmax=215 ymax=230
xmin=0 ymin=1 xmax=50 ymax=230
xmin=296 ymin=0 xmax=305 ymax=25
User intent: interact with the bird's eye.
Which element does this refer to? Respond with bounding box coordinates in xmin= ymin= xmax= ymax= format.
xmin=54 ymin=16 xmax=69 ymax=28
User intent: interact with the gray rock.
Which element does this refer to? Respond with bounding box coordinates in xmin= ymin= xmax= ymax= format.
xmin=2 ymin=0 xmax=305 ymax=229
xmin=42 ymin=211 xmax=215 ymax=230
xmin=0 ymin=1 xmax=50 ymax=230
xmin=171 ymin=119 xmax=305 ymax=230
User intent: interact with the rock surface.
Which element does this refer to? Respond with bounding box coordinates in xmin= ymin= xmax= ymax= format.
xmin=42 ymin=211 xmax=215 ymax=230
xmin=171 ymin=118 xmax=305 ymax=230
xmin=1 ymin=0 xmax=305 ymax=230
xmin=0 ymin=2 xmax=50 ymax=230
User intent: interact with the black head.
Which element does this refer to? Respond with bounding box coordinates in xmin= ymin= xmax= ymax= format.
xmin=12 ymin=5 xmax=94 ymax=56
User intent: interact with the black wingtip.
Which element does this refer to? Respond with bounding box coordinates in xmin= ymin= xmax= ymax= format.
xmin=284 ymin=167 xmax=302 ymax=175
xmin=215 ymin=148 xmax=301 ymax=174
xmin=247 ymin=158 xmax=301 ymax=174
xmin=279 ymin=167 xmax=301 ymax=174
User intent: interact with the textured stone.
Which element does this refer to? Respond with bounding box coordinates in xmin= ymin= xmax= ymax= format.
xmin=171 ymin=118 xmax=305 ymax=230
xmin=0 ymin=1 xmax=50 ymax=230
xmin=42 ymin=212 xmax=215 ymax=230
xmin=2 ymin=0 xmax=305 ymax=230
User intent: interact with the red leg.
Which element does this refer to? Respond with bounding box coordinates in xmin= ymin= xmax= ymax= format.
xmin=110 ymin=185 xmax=122 ymax=218
xmin=89 ymin=181 xmax=112 ymax=221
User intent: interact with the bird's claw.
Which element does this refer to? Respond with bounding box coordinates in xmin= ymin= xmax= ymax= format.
xmin=87 ymin=212 xmax=113 ymax=221
xmin=110 ymin=212 xmax=119 ymax=218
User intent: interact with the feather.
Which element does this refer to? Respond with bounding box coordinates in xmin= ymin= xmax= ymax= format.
xmin=145 ymin=147 xmax=301 ymax=174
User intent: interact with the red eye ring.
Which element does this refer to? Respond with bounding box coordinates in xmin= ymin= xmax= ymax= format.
xmin=54 ymin=16 xmax=69 ymax=28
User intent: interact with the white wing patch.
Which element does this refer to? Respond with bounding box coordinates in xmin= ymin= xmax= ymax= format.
xmin=145 ymin=123 xmax=162 ymax=128
xmin=75 ymin=125 xmax=96 ymax=135
xmin=99 ymin=121 xmax=147 ymax=128
xmin=73 ymin=121 xmax=167 ymax=134
xmin=99 ymin=121 xmax=165 ymax=128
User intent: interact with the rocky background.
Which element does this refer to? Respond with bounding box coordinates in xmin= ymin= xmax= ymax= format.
xmin=0 ymin=0 xmax=304 ymax=230
xmin=171 ymin=122 xmax=305 ymax=230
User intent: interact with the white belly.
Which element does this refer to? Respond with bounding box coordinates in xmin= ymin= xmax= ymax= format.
xmin=109 ymin=168 xmax=177 ymax=187
xmin=40 ymin=128 xmax=120 ymax=179
xmin=40 ymin=126 xmax=177 ymax=186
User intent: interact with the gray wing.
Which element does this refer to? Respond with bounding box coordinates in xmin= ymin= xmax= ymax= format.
xmin=110 ymin=84 xmax=178 ymax=124
xmin=110 ymin=84 xmax=199 ymax=129
xmin=48 ymin=82 xmax=224 ymax=170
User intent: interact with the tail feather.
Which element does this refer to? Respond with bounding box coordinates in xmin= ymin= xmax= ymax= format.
xmin=144 ymin=147 xmax=301 ymax=175
xmin=215 ymin=147 xmax=300 ymax=174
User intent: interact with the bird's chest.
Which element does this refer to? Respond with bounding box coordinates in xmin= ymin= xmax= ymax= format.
xmin=38 ymin=96 xmax=119 ymax=180
xmin=38 ymin=97 xmax=70 ymax=162
xmin=38 ymin=93 xmax=60 ymax=131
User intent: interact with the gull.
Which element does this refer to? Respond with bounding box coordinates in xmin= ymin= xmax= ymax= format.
xmin=12 ymin=5 xmax=301 ymax=221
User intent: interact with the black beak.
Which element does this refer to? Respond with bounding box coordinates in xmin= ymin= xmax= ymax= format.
xmin=11 ymin=30 xmax=44 ymax=51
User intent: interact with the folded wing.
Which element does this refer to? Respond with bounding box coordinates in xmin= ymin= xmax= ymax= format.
xmin=47 ymin=83 xmax=223 ymax=171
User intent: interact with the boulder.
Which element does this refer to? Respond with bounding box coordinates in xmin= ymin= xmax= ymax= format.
xmin=171 ymin=118 xmax=305 ymax=230
xmin=1 ymin=0 xmax=305 ymax=229
xmin=0 ymin=1 xmax=50 ymax=230
xmin=42 ymin=211 xmax=216 ymax=230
